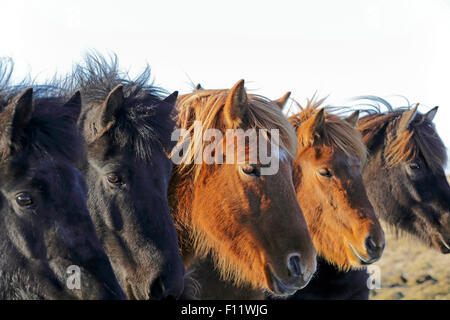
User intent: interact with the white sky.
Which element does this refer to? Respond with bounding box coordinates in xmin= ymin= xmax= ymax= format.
xmin=1 ymin=0 xmax=450 ymax=170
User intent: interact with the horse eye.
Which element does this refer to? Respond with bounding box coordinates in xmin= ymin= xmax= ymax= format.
xmin=241 ymin=165 xmax=260 ymax=177
xmin=107 ymin=174 xmax=121 ymax=185
xmin=318 ymin=168 xmax=333 ymax=178
xmin=15 ymin=193 xmax=34 ymax=207
xmin=409 ymin=163 xmax=420 ymax=170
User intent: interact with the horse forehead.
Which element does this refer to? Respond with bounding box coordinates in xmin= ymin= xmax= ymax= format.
xmin=300 ymin=146 xmax=333 ymax=162
xmin=29 ymin=158 xmax=73 ymax=174
xmin=88 ymin=151 xmax=171 ymax=179
xmin=299 ymin=146 xmax=358 ymax=171
xmin=0 ymin=159 xmax=74 ymax=192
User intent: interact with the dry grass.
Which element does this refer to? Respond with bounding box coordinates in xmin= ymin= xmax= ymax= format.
xmin=369 ymin=174 xmax=450 ymax=300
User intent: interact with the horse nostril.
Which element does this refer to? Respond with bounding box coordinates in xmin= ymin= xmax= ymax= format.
xmin=149 ymin=277 xmax=166 ymax=300
xmin=149 ymin=274 xmax=184 ymax=300
xmin=365 ymin=235 xmax=384 ymax=258
xmin=287 ymin=254 xmax=302 ymax=278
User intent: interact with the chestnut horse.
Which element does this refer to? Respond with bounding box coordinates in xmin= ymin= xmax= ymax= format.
xmin=294 ymin=98 xmax=450 ymax=300
xmin=184 ymin=96 xmax=385 ymax=299
xmin=169 ymin=80 xmax=317 ymax=297
xmin=288 ymin=99 xmax=385 ymax=269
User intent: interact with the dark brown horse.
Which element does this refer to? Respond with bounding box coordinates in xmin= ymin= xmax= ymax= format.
xmin=66 ymin=54 xmax=185 ymax=299
xmin=170 ymin=80 xmax=317 ymax=297
xmin=0 ymin=59 xmax=124 ymax=299
xmin=356 ymin=98 xmax=449 ymax=252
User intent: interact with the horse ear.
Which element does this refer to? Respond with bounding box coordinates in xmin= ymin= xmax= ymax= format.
xmin=11 ymin=87 xmax=34 ymax=128
xmin=312 ymin=108 xmax=325 ymax=134
xmin=101 ymin=84 xmax=124 ymax=127
xmin=0 ymin=88 xmax=34 ymax=153
xmin=163 ymin=91 xmax=178 ymax=106
xmin=301 ymin=108 xmax=325 ymax=146
xmin=345 ymin=110 xmax=359 ymax=127
xmin=307 ymin=108 xmax=325 ymax=141
xmin=424 ymin=106 xmax=438 ymax=122
xmin=63 ymin=91 xmax=82 ymax=122
xmin=398 ymin=103 xmax=419 ymax=134
xmin=273 ymin=91 xmax=291 ymax=110
xmin=224 ymin=79 xmax=248 ymax=128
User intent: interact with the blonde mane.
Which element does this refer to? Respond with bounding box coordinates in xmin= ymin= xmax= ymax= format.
xmin=169 ymin=88 xmax=302 ymax=288
xmin=172 ymin=89 xmax=298 ymax=179
xmin=289 ymin=97 xmax=367 ymax=164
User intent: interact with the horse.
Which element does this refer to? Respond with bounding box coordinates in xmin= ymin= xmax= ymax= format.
xmin=169 ymin=80 xmax=317 ymax=297
xmin=356 ymin=97 xmax=449 ymax=253
xmin=64 ymin=53 xmax=185 ymax=299
xmin=184 ymin=95 xmax=385 ymax=299
xmin=288 ymin=98 xmax=385 ymax=268
xmin=293 ymin=97 xmax=450 ymax=300
xmin=0 ymin=59 xmax=125 ymax=299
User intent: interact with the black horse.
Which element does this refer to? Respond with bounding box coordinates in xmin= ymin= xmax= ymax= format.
xmin=65 ymin=54 xmax=184 ymax=299
xmin=290 ymin=98 xmax=450 ymax=300
xmin=0 ymin=60 xmax=125 ymax=299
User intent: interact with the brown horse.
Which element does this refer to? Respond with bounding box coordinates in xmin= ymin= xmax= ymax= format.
xmin=184 ymin=95 xmax=385 ymax=299
xmin=289 ymin=98 xmax=385 ymax=269
xmin=169 ymin=80 xmax=317 ymax=296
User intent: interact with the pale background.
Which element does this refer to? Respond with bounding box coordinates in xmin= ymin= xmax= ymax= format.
xmin=1 ymin=0 xmax=449 ymax=171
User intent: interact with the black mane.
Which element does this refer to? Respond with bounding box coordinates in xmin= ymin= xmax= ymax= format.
xmin=0 ymin=59 xmax=84 ymax=165
xmin=67 ymin=53 xmax=176 ymax=161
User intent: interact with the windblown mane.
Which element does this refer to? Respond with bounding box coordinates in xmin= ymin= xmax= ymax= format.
xmin=354 ymin=97 xmax=447 ymax=172
xmin=0 ymin=57 xmax=15 ymax=96
xmin=0 ymin=271 xmax=43 ymax=300
xmin=289 ymin=97 xmax=367 ymax=164
xmin=66 ymin=53 xmax=176 ymax=161
xmin=173 ymin=89 xmax=298 ymax=179
xmin=0 ymin=58 xmax=84 ymax=165
xmin=172 ymin=88 xmax=300 ymax=288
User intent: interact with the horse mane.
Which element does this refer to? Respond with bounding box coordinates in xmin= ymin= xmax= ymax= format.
xmin=65 ymin=52 xmax=176 ymax=160
xmin=0 ymin=270 xmax=43 ymax=300
xmin=174 ymin=89 xmax=298 ymax=179
xmin=0 ymin=57 xmax=15 ymax=96
xmin=355 ymin=97 xmax=447 ymax=172
xmin=171 ymin=88 xmax=299 ymax=287
xmin=289 ymin=96 xmax=367 ymax=164
xmin=0 ymin=59 xmax=84 ymax=165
